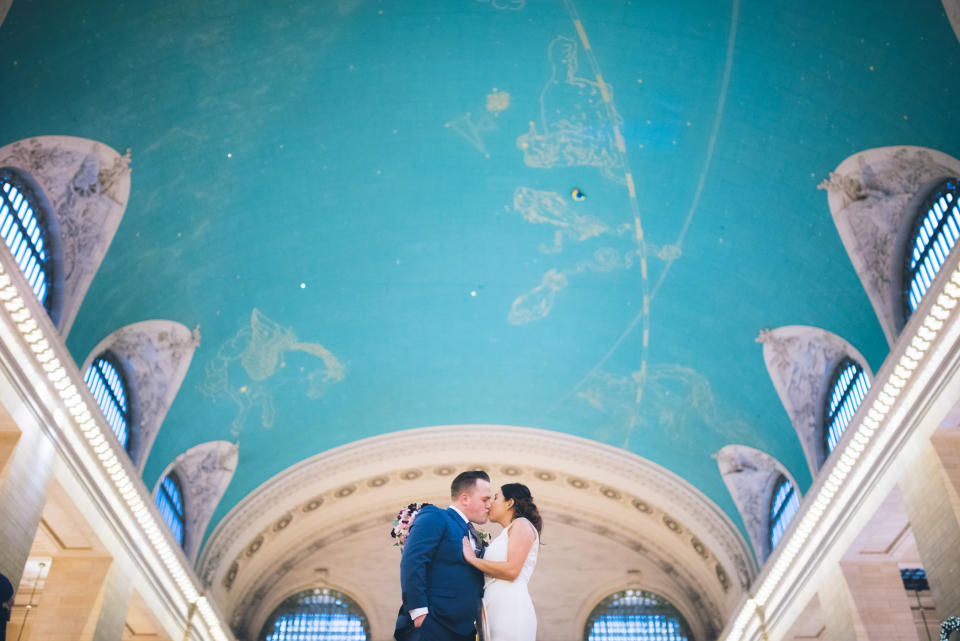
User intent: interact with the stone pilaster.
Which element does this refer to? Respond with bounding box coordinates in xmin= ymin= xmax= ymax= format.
xmin=28 ymin=553 xmax=113 ymax=641
xmin=819 ymin=561 xmax=920 ymax=641
xmin=900 ymin=429 xmax=960 ymax=620
xmin=91 ymin=558 xmax=134 ymax=641
xmin=0 ymin=401 xmax=54 ymax=589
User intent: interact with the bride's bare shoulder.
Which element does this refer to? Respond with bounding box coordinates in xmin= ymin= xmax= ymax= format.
xmin=510 ymin=517 xmax=537 ymax=536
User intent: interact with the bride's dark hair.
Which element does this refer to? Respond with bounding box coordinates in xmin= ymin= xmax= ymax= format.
xmin=501 ymin=483 xmax=543 ymax=535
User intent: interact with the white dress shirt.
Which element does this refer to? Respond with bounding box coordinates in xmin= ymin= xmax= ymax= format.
xmin=409 ymin=506 xmax=476 ymax=621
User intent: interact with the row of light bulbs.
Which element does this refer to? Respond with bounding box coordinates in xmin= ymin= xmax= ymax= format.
xmin=723 ymin=264 xmax=960 ymax=640
xmin=0 ymin=263 xmax=232 ymax=641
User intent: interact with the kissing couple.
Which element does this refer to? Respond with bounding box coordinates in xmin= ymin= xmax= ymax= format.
xmin=394 ymin=470 xmax=542 ymax=641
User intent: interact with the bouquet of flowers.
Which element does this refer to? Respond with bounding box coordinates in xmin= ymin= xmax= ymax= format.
xmin=391 ymin=502 xmax=432 ymax=549
xmin=941 ymin=616 xmax=960 ymax=641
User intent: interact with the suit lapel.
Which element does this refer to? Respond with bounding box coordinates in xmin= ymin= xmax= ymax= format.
xmin=445 ymin=507 xmax=469 ymax=534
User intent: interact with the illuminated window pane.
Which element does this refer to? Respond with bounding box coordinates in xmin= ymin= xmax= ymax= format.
xmin=155 ymin=473 xmax=185 ymax=546
xmin=824 ymin=359 xmax=869 ymax=454
xmin=84 ymin=353 xmax=131 ymax=451
xmin=905 ymin=178 xmax=960 ymax=316
xmin=769 ymin=476 xmax=799 ymax=550
xmin=584 ymin=590 xmax=693 ymax=641
xmin=900 ymin=568 xmax=929 ymax=591
xmin=0 ymin=168 xmax=53 ymax=307
xmin=259 ymin=589 xmax=369 ymax=641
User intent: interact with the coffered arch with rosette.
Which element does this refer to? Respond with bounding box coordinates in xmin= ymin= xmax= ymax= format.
xmin=197 ymin=426 xmax=756 ymax=641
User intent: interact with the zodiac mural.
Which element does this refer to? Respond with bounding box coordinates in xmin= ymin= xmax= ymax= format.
xmin=199 ymin=309 xmax=345 ymax=435
xmin=476 ymin=0 xmax=526 ymax=10
xmin=577 ymin=365 xmax=756 ymax=449
xmin=506 ymin=187 xmax=638 ymax=324
xmin=509 ymin=248 xmax=636 ymax=325
xmin=513 ymin=186 xmax=610 ymax=253
xmin=446 ymin=90 xmax=511 ymax=157
xmin=517 ymin=36 xmax=624 ymax=182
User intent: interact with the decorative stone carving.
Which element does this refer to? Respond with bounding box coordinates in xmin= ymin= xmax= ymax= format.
xmin=945 ymin=0 xmax=960 ymax=45
xmin=155 ymin=440 xmax=238 ymax=563
xmin=81 ymin=321 xmax=199 ymax=471
xmin=197 ymin=426 xmax=756 ymax=597
xmin=214 ymin=463 xmax=740 ymax=603
xmin=757 ymin=326 xmax=873 ymax=476
xmin=818 ymin=146 xmax=960 ymax=344
xmin=0 ymin=136 xmax=131 ymax=336
xmin=714 ymin=444 xmax=800 ymax=564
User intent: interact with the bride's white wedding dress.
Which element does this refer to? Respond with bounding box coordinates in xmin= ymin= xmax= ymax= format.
xmin=482 ymin=518 xmax=539 ymax=641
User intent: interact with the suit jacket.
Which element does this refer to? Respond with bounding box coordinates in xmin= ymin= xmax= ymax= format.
xmin=395 ymin=505 xmax=484 ymax=640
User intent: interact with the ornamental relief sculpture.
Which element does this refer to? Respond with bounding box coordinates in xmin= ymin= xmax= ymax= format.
xmin=211 ymin=463 xmax=744 ymax=607
xmin=228 ymin=507 xmax=725 ymax=641
xmin=757 ymin=326 xmax=872 ymax=475
xmin=0 ymin=136 xmax=131 ymax=336
xmin=715 ymin=444 xmax=798 ymax=564
xmin=198 ymin=426 xmax=755 ymax=589
xmin=82 ymin=320 xmax=199 ymax=471
xmin=819 ymin=146 xmax=960 ymax=345
xmin=158 ymin=440 xmax=238 ymax=563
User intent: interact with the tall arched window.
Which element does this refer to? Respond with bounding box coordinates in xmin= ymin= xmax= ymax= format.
xmin=155 ymin=472 xmax=185 ymax=547
xmin=823 ymin=358 xmax=870 ymax=455
xmin=0 ymin=168 xmax=54 ymax=308
xmin=769 ymin=475 xmax=799 ymax=550
xmin=84 ymin=352 xmax=132 ymax=452
xmin=584 ymin=590 xmax=693 ymax=641
xmin=258 ymin=589 xmax=370 ymax=641
xmin=904 ymin=177 xmax=960 ymax=317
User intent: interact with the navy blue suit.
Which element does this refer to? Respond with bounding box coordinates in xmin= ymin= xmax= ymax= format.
xmin=395 ymin=506 xmax=484 ymax=641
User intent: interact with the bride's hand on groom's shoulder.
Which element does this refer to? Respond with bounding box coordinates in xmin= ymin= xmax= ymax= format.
xmin=461 ymin=536 xmax=477 ymax=562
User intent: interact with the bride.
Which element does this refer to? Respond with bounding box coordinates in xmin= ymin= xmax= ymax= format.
xmin=461 ymin=483 xmax=541 ymax=641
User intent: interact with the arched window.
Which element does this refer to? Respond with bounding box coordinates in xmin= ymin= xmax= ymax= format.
xmin=154 ymin=472 xmax=185 ymax=547
xmin=258 ymin=588 xmax=370 ymax=641
xmin=0 ymin=168 xmax=54 ymax=308
xmin=769 ymin=475 xmax=799 ymax=550
xmin=83 ymin=352 xmax=132 ymax=452
xmin=904 ymin=177 xmax=960 ymax=317
xmin=584 ymin=590 xmax=693 ymax=641
xmin=823 ymin=358 xmax=870 ymax=455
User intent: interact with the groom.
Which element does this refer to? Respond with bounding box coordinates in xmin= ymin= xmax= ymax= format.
xmin=395 ymin=470 xmax=492 ymax=641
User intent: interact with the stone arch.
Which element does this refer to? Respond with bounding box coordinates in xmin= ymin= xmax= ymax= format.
xmin=576 ymin=584 xmax=703 ymax=641
xmin=0 ymin=136 xmax=131 ymax=337
xmin=81 ymin=320 xmax=199 ymax=471
xmin=153 ymin=440 xmax=238 ymax=563
xmin=819 ymin=146 xmax=960 ymax=345
xmin=714 ymin=444 xmax=801 ymax=564
xmin=252 ymin=582 xmax=376 ymax=641
xmin=757 ymin=326 xmax=873 ymax=476
xmin=197 ymin=426 xmax=757 ymax=641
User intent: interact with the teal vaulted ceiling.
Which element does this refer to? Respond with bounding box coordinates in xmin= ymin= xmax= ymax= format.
xmin=2 ymin=0 xmax=959 ymax=546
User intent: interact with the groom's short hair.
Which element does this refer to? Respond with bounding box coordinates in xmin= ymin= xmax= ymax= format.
xmin=450 ymin=470 xmax=490 ymax=499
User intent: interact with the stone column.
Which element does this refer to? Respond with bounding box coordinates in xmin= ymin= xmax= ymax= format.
xmin=27 ymin=552 xmax=113 ymax=641
xmin=90 ymin=558 xmax=134 ymax=641
xmin=0 ymin=400 xmax=55 ymax=589
xmin=900 ymin=428 xmax=960 ymax=620
xmin=819 ymin=561 xmax=920 ymax=641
